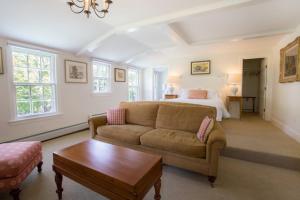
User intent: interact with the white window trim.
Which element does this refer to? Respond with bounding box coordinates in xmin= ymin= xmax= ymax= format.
xmin=8 ymin=45 xmax=59 ymax=121
xmin=92 ymin=60 xmax=112 ymax=94
xmin=128 ymin=67 xmax=141 ymax=101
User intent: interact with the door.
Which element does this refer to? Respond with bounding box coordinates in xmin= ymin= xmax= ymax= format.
xmin=259 ymin=59 xmax=267 ymax=119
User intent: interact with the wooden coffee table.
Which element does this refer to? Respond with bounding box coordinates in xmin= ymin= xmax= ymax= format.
xmin=52 ymin=140 xmax=162 ymax=200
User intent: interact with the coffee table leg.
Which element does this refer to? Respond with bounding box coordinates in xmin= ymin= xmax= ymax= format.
xmin=54 ymin=167 xmax=63 ymax=200
xmin=154 ymin=178 xmax=161 ymax=200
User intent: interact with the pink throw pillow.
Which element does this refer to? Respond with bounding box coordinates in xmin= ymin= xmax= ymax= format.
xmin=197 ymin=116 xmax=214 ymax=143
xmin=188 ymin=89 xmax=208 ymax=99
xmin=107 ymin=108 xmax=126 ymax=125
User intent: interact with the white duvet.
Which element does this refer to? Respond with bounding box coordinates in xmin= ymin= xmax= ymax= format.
xmin=161 ymin=97 xmax=230 ymax=121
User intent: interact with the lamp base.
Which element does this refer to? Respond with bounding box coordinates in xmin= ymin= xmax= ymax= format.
xmin=231 ymin=86 xmax=238 ymax=96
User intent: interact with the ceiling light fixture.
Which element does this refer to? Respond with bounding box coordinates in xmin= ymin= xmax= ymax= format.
xmin=67 ymin=0 xmax=113 ymax=18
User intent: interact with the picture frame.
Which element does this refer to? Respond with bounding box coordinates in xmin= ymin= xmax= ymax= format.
xmin=191 ymin=60 xmax=211 ymax=75
xmin=65 ymin=60 xmax=88 ymax=83
xmin=279 ymin=36 xmax=300 ymax=83
xmin=114 ymin=68 xmax=126 ymax=82
xmin=0 ymin=47 xmax=3 ymax=74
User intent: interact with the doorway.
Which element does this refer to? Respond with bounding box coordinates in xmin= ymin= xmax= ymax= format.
xmin=242 ymin=58 xmax=267 ymax=119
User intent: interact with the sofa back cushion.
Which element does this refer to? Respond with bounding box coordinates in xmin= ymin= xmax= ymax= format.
xmin=156 ymin=103 xmax=216 ymax=133
xmin=119 ymin=101 xmax=159 ymax=127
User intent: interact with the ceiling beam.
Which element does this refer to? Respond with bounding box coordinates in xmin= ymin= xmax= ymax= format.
xmin=77 ymin=0 xmax=253 ymax=55
xmin=77 ymin=29 xmax=116 ymax=56
xmin=166 ymin=24 xmax=189 ymax=46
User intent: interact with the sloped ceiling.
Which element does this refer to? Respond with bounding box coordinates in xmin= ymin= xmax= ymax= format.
xmin=0 ymin=0 xmax=300 ymax=67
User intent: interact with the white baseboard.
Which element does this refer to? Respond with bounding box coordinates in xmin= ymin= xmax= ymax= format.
xmin=271 ymin=116 xmax=300 ymax=143
xmin=9 ymin=122 xmax=89 ymax=143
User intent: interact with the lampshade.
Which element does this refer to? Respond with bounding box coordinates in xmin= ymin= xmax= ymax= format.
xmin=228 ymin=73 xmax=241 ymax=85
xmin=167 ymin=76 xmax=180 ymax=84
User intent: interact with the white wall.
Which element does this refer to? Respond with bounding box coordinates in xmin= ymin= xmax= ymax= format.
xmin=0 ymin=38 xmax=128 ymax=143
xmin=271 ymin=25 xmax=300 ymax=142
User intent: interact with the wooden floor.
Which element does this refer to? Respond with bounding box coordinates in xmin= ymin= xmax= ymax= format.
xmin=221 ymin=113 xmax=300 ymax=170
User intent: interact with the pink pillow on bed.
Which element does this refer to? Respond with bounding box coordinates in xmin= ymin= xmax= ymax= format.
xmin=188 ymin=89 xmax=208 ymax=99
xmin=107 ymin=108 xmax=126 ymax=125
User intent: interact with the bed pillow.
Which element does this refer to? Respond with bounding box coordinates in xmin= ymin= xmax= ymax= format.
xmin=188 ymin=89 xmax=208 ymax=99
xmin=207 ymin=89 xmax=218 ymax=99
xmin=107 ymin=108 xmax=126 ymax=125
xmin=197 ymin=116 xmax=214 ymax=143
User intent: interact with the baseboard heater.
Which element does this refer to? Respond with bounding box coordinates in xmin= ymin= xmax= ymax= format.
xmin=2 ymin=122 xmax=89 ymax=143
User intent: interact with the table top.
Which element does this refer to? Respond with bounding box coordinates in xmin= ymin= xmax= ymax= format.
xmin=53 ymin=140 xmax=162 ymax=187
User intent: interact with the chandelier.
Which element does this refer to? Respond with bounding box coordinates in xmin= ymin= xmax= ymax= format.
xmin=67 ymin=0 xmax=113 ymax=18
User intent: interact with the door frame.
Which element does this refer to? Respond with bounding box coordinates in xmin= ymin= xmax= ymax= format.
xmin=239 ymin=55 xmax=272 ymax=121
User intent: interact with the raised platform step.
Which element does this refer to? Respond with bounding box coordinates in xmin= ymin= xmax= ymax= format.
xmin=222 ymin=147 xmax=300 ymax=171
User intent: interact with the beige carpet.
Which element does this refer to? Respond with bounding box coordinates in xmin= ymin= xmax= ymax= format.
xmin=222 ymin=113 xmax=300 ymax=158
xmin=1 ymin=130 xmax=300 ymax=200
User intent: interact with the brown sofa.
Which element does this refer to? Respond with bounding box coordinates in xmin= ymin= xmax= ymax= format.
xmin=88 ymin=101 xmax=226 ymax=185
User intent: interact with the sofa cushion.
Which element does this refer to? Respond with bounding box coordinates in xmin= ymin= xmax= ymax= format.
xmin=97 ymin=125 xmax=153 ymax=145
xmin=156 ymin=103 xmax=216 ymax=133
xmin=119 ymin=102 xmax=159 ymax=127
xmin=140 ymin=129 xmax=206 ymax=158
xmin=0 ymin=141 xmax=42 ymax=179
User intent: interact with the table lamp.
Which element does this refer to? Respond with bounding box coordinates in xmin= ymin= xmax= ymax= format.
xmin=228 ymin=73 xmax=241 ymax=96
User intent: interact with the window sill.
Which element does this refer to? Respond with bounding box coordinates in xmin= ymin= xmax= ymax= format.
xmin=9 ymin=112 xmax=63 ymax=125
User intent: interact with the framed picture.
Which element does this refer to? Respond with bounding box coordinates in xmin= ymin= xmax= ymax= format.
xmin=280 ymin=36 xmax=300 ymax=83
xmin=65 ymin=60 xmax=88 ymax=83
xmin=114 ymin=68 xmax=126 ymax=82
xmin=0 ymin=47 xmax=3 ymax=74
xmin=191 ymin=60 xmax=211 ymax=75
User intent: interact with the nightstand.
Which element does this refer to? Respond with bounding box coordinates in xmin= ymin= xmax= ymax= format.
xmin=164 ymin=94 xmax=178 ymax=99
xmin=227 ymin=96 xmax=242 ymax=119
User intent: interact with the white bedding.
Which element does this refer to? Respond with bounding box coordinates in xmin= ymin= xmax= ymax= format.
xmin=161 ymin=97 xmax=230 ymax=121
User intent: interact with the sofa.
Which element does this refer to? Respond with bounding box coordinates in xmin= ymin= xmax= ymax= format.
xmin=88 ymin=101 xmax=226 ymax=185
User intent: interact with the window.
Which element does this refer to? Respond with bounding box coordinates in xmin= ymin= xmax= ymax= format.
xmin=11 ymin=46 xmax=57 ymax=119
xmin=128 ymin=68 xmax=140 ymax=101
xmin=93 ymin=61 xmax=111 ymax=93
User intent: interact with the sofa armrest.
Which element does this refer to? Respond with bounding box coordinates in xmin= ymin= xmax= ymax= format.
xmin=206 ymin=122 xmax=226 ymax=176
xmin=88 ymin=115 xmax=107 ymax=138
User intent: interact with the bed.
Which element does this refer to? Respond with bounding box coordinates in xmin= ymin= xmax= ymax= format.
xmin=161 ymin=89 xmax=230 ymax=121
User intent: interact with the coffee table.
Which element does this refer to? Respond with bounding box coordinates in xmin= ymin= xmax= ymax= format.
xmin=52 ymin=140 xmax=162 ymax=200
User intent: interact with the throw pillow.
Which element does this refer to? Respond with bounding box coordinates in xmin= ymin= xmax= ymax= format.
xmin=188 ymin=89 xmax=208 ymax=99
xmin=197 ymin=116 xmax=214 ymax=143
xmin=107 ymin=108 xmax=126 ymax=125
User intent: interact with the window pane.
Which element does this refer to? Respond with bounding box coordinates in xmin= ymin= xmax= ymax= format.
xmin=14 ymin=67 xmax=28 ymax=82
xmin=129 ymin=87 xmax=138 ymax=101
xmin=32 ymin=101 xmax=43 ymax=114
xmin=16 ymin=101 xmax=31 ymax=116
xmin=128 ymin=70 xmax=138 ymax=86
xmin=99 ymin=79 xmax=108 ymax=92
xmin=43 ymin=100 xmax=53 ymax=112
xmin=41 ymin=70 xmax=50 ymax=83
xmin=41 ymin=56 xmax=51 ymax=70
xmin=93 ymin=64 xmax=108 ymax=77
xmin=93 ymin=80 xmax=99 ymax=93
xmin=43 ymin=86 xmax=53 ymax=100
xmin=28 ymin=69 xmax=40 ymax=83
xmin=31 ymin=86 xmax=43 ymax=100
xmin=28 ymin=55 xmax=40 ymax=68
xmin=16 ymin=86 xmax=30 ymax=100
xmin=13 ymin=52 xmax=27 ymax=68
